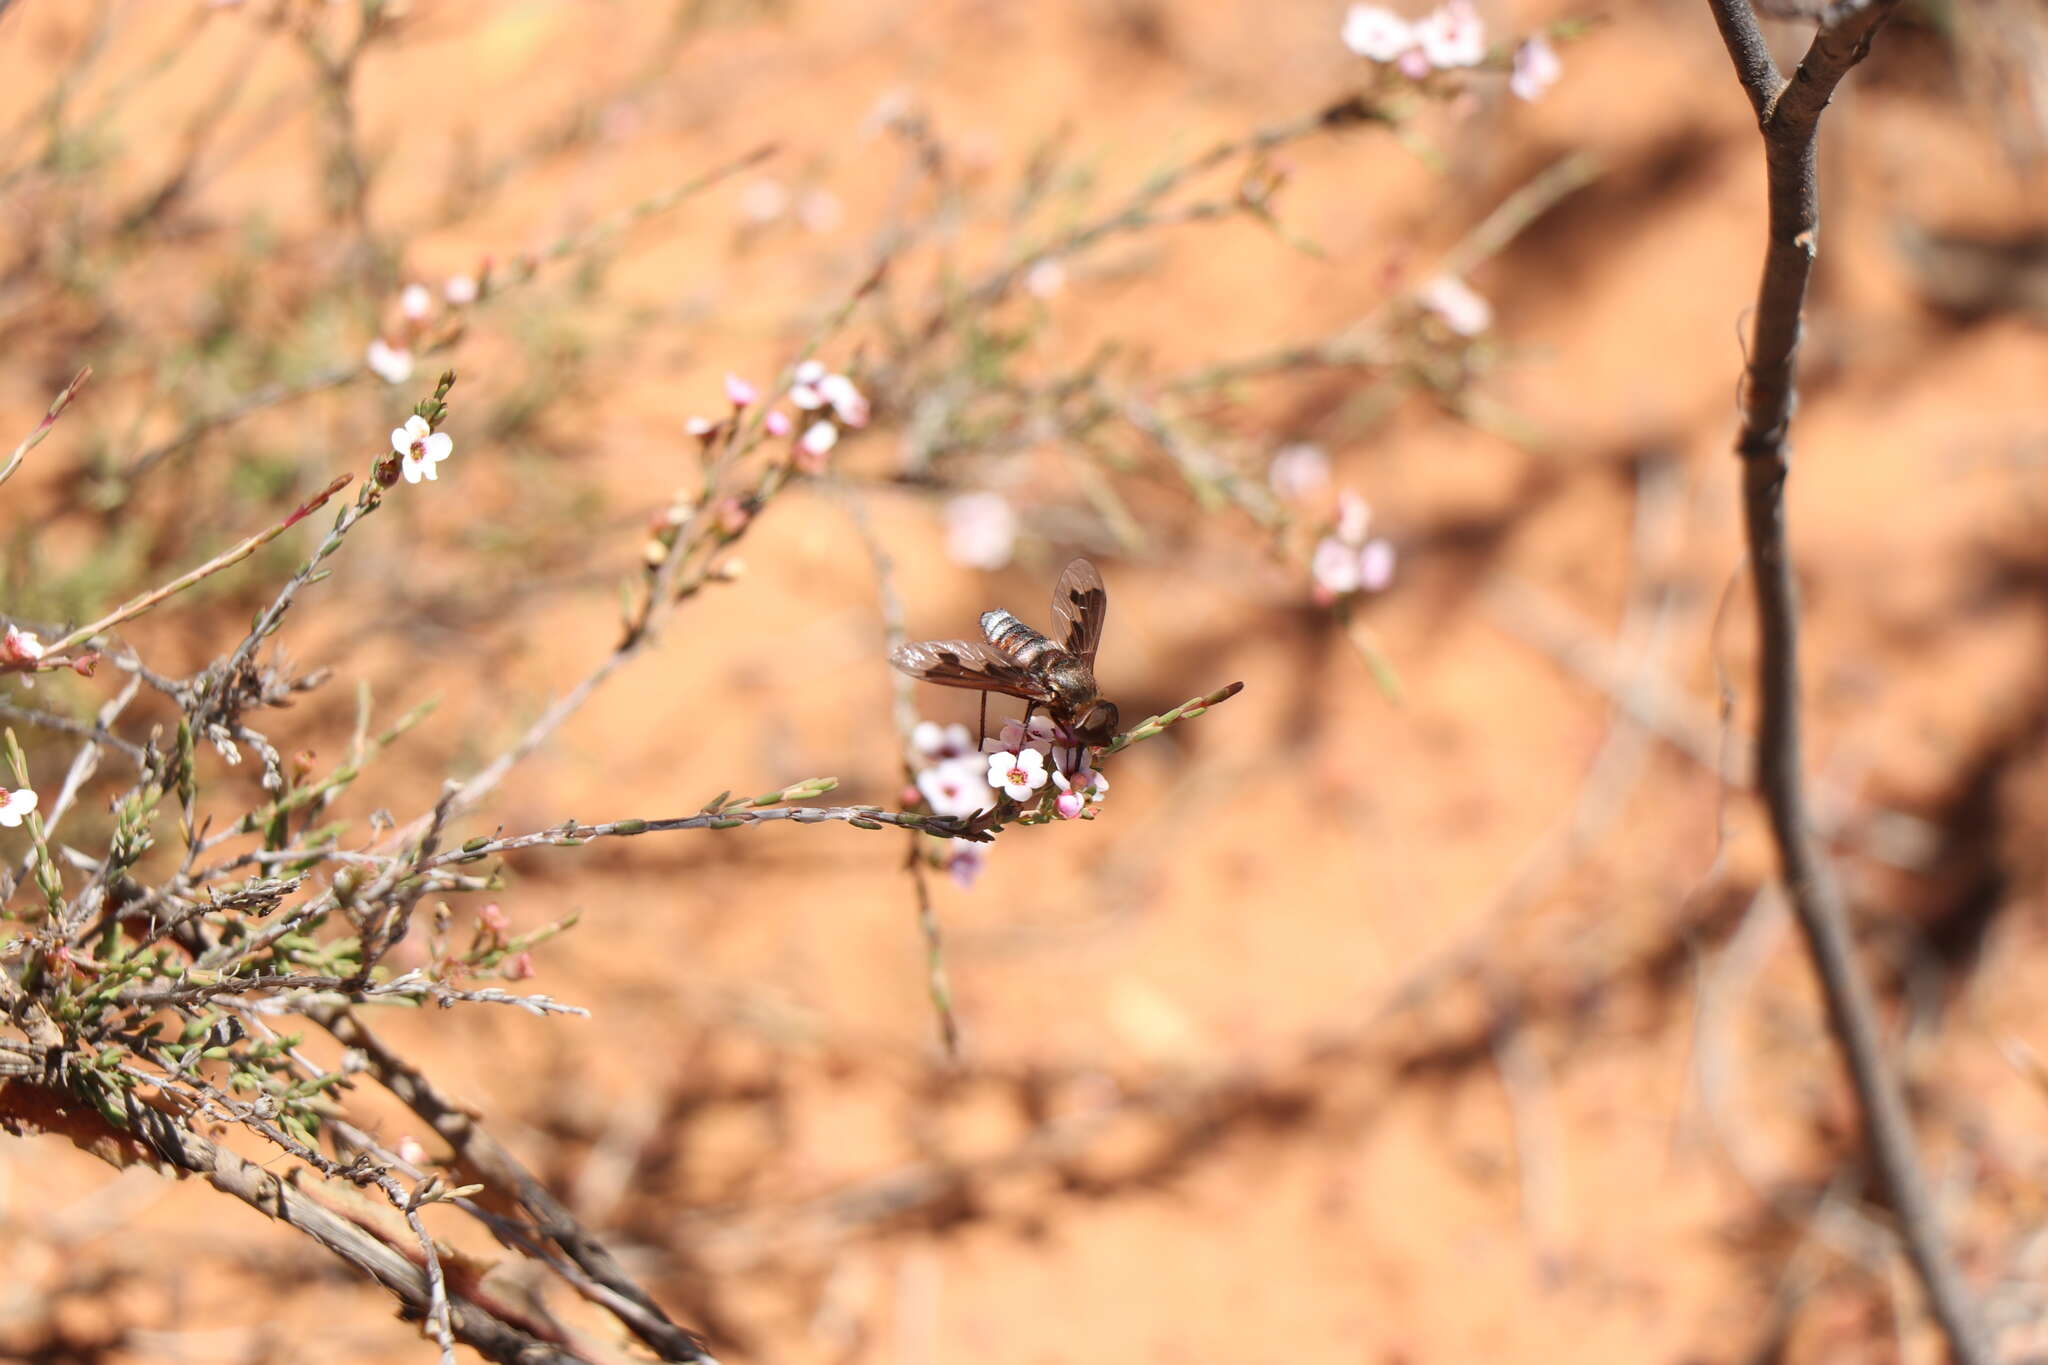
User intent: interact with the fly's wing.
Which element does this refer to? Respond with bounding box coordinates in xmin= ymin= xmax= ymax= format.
xmin=1048 ymin=558 xmax=1108 ymax=666
xmin=890 ymin=639 xmax=1046 ymax=701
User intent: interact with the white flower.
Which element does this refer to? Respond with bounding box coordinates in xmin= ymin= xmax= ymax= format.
xmin=365 ymin=338 xmax=414 ymax=385
xmin=2 ymin=625 xmax=45 ymax=666
xmin=944 ymin=492 xmax=1018 ymax=571
xmin=1268 ymin=443 xmax=1331 ymax=502
xmin=400 ymin=283 xmax=432 ymax=320
xmin=1360 ymin=539 xmax=1398 ymax=591
xmin=764 ymin=409 xmax=793 ymax=437
xmin=1342 ymin=4 xmax=1415 ymax=61
xmin=818 ymin=373 xmax=870 ymax=427
xmin=1396 ymin=47 xmax=1432 ymax=79
xmin=1414 ymin=0 xmax=1485 ymax=68
xmin=917 ymin=754 xmax=990 ymax=818
xmin=985 ymin=714 xmax=1061 ymax=756
xmin=740 ymin=179 xmax=789 ymax=224
xmin=443 ymin=274 xmax=479 ymax=305
xmin=1312 ymin=536 xmax=1364 ymax=598
xmin=799 ymin=420 xmax=839 ymax=459
xmin=0 ymin=786 xmax=37 ymax=827
xmin=1336 ymin=488 xmax=1372 ymax=544
xmin=986 ymin=747 xmax=1049 ymax=801
xmin=685 ymin=415 xmax=717 ymax=438
xmin=1510 ymin=33 xmax=1562 ymax=101
xmin=391 ymin=414 xmax=453 ymax=484
xmin=725 ymin=373 xmax=759 ymax=408
xmin=797 ymin=188 xmax=843 ymax=234
xmin=1024 ymin=259 xmax=1066 ymax=299
xmin=913 ymin=721 xmax=975 ymax=762
xmin=1418 ymin=274 xmax=1492 ymax=336
xmin=789 ymin=360 xmax=827 ymax=410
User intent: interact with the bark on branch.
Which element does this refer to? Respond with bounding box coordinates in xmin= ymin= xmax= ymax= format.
xmin=1705 ymin=2 xmax=1991 ymax=1361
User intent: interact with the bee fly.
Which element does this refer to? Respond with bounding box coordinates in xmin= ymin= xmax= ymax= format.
xmin=891 ymin=558 xmax=1121 ymax=752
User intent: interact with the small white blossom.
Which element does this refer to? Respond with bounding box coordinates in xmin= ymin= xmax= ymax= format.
xmin=725 ymin=373 xmax=759 ymax=408
xmin=1510 ymin=33 xmax=1562 ymax=101
xmin=800 ymin=420 xmax=839 ymax=457
xmin=1342 ymin=4 xmax=1416 ymax=61
xmin=1312 ymin=536 xmax=1364 ymax=598
xmin=918 ymin=754 xmax=990 ymax=818
xmin=944 ymin=492 xmax=1019 ymax=571
xmin=2 ymin=625 xmax=44 ymax=666
xmin=1268 ymin=443 xmax=1331 ymax=502
xmin=1414 ymin=0 xmax=1486 ymax=68
xmin=818 ymin=373 xmax=870 ymax=428
xmin=1360 ymin=539 xmax=1398 ymax=592
xmin=741 ymin=179 xmax=790 ymax=224
xmin=1336 ymin=489 xmax=1373 ymax=545
xmin=797 ymin=188 xmax=844 ymax=234
xmin=685 ymin=415 xmax=718 ymax=438
xmin=444 ymin=274 xmax=479 ymax=305
xmin=986 ymin=714 xmax=1061 ymax=756
xmin=1024 ymin=259 xmax=1067 ymax=299
xmin=1396 ymin=46 xmax=1432 ymax=78
xmin=986 ymin=747 xmax=1050 ymax=801
xmin=1418 ymin=274 xmax=1492 ymax=336
xmin=391 ymin=414 xmax=453 ymax=484
xmin=0 ymin=786 xmax=37 ymax=827
xmin=789 ymin=359 xmax=827 ymax=410
xmin=764 ymin=409 xmax=793 ymax=438
xmin=913 ymin=721 xmax=976 ymax=762
xmin=365 ymin=338 xmax=414 ymax=385
xmin=400 ymin=283 xmax=433 ymax=320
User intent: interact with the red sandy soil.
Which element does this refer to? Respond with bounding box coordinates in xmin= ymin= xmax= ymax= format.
xmin=1 ymin=2 xmax=2046 ymax=1362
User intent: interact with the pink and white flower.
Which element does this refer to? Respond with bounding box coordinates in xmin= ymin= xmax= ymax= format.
xmin=1342 ymin=4 xmax=1415 ymax=61
xmin=725 ymin=373 xmax=759 ymax=408
xmin=1049 ymin=763 xmax=1109 ymax=820
xmin=444 ymin=274 xmax=479 ymax=306
xmin=764 ymin=408 xmax=793 ymax=438
xmin=2 ymin=626 xmax=44 ymax=667
xmin=400 ymin=283 xmax=433 ymax=320
xmin=797 ymin=420 xmax=839 ymax=471
xmin=1312 ymin=489 xmax=1398 ymax=604
xmin=789 ymin=360 xmax=828 ymax=410
xmin=1510 ymin=33 xmax=1562 ymax=101
xmin=1418 ymin=274 xmax=1492 ymax=336
xmin=1414 ymin=0 xmax=1486 ymax=68
xmin=365 ymin=337 xmax=414 ymax=385
xmin=818 ymin=373 xmax=870 ymax=428
xmin=944 ymin=492 xmax=1018 ymax=571
xmin=391 ymin=415 xmax=453 ymax=484
xmin=986 ymin=747 xmax=1050 ymax=801
xmin=0 ymin=786 xmax=37 ymax=827
xmin=913 ymin=721 xmax=976 ymax=762
xmin=1268 ymin=443 xmax=1331 ymax=502
xmin=917 ymin=754 xmax=989 ymax=818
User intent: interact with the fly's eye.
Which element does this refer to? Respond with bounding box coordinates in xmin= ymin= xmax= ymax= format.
xmin=1080 ymin=701 xmax=1119 ymax=741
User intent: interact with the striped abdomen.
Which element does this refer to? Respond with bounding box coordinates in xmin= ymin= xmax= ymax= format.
xmin=981 ymin=609 xmax=1060 ymax=665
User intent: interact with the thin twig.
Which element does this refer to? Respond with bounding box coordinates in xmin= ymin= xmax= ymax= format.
xmin=1706 ymin=2 xmax=1989 ymax=1360
xmin=0 ymin=366 xmax=90 ymax=491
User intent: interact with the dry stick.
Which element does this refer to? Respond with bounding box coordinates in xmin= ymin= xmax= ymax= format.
xmin=0 ymin=1084 xmax=591 ymax=1365
xmin=0 ymin=366 xmax=90 ymax=490
xmin=41 ymin=473 xmax=353 ymax=657
xmin=312 ymin=1007 xmax=717 ymax=1365
xmin=1705 ymin=2 xmax=1990 ymax=1360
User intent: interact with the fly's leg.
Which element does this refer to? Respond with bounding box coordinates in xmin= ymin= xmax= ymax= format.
xmin=977 ymin=691 xmax=988 ymax=748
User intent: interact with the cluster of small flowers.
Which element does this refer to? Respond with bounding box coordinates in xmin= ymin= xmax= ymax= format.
xmin=1311 ymin=489 xmax=1397 ymax=606
xmin=1268 ymin=454 xmax=1399 ymax=607
xmin=908 ymin=716 xmax=1109 ymax=888
xmin=694 ymin=360 xmax=870 ymax=474
xmin=943 ymin=491 xmax=1020 ymax=571
xmin=366 ymin=269 xmax=486 ymax=386
xmin=1342 ymin=2 xmax=1561 ymax=101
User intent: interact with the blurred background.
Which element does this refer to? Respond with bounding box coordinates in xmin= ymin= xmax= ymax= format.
xmin=2 ymin=0 xmax=2047 ymax=1360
